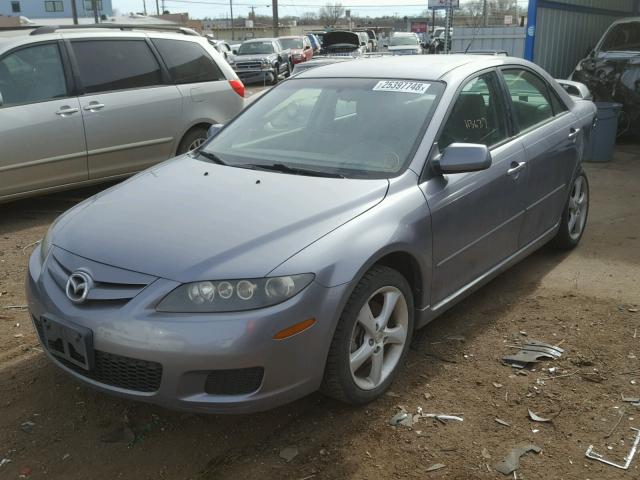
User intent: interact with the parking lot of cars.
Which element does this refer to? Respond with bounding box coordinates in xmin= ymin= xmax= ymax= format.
xmin=1 ymin=18 xmax=640 ymax=480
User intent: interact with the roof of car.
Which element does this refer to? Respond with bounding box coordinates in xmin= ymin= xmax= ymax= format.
xmin=279 ymin=35 xmax=305 ymax=39
xmin=295 ymin=54 xmax=511 ymax=81
xmin=0 ymin=27 xmax=205 ymax=50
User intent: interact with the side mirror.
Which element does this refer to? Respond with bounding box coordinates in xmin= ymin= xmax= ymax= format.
xmin=304 ymin=45 xmax=311 ymax=50
xmin=435 ymin=143 xmax=492 ymax=174
xmin=207 ymin=123 xmax=224 ymax=139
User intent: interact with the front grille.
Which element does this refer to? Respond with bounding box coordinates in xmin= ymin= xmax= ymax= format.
xmin=235 ymin=61 xmax=262 ymax=70
xmin=47 ymin=250 xmax=154 ymax=306
xmin=204 ymin=367 xmax=264 ymax=395
xmin=57 ymin=350 xmax=163 ymax=393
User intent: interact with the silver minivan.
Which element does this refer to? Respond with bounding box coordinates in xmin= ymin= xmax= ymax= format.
xmin=0 ymin=26 xmax=245 ymax=203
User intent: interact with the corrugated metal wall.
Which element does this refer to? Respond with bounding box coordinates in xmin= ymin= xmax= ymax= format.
xmin=451 ymin=26 xmax=525 ymax=57
xmin=534 ymin=0 xmax=636 ymax=78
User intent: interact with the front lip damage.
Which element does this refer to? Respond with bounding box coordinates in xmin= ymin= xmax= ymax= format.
xmin=572 ymin=52 xmax=640 ymax=134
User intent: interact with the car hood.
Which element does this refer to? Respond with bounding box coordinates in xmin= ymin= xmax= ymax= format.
xmin=324 ymin=31 xmax=360 ymax=47
xmin=52 ymin=156 xmax=389 ymax=283
xmin=388 ymin=45 xmax=419 ymax=51
xmin=234 ymin=53 xmax=273 ymax=62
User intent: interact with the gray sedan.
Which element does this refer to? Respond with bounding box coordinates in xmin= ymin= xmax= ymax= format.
xmin=27 ymin=56 xmax=595 ymax=413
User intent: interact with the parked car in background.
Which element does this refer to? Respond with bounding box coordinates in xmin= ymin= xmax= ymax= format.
xmin=233 ymin=38 xmax=292 ymax=85
xmin=356 ymin=29 xmax=378 ymax=52
xmin=279 ymin=35 xmax=314 ymax=64
xmin=306 ymin=32 xmax=322 ymax=54
xmin=0 ymin=26 xmax=244 ymax=203
xmin=230 ymin=42 xmax=242 ymax=54
xmin=206 ymin=36 xmax=235 ymax=65
xmin=571 ymin=17 xmax=640 ymax=136
xmin=28 ymin=55 xmax=595 ymax=413
xmin=321 ymin=31 xmax=366 ymax=56
xmin=357 ymin=31 xmax=371 ymax=52
xmin=388 ymin=32 xmax=422 ymax=55
xmin=307 ymin=30 xmax=326 ymax=49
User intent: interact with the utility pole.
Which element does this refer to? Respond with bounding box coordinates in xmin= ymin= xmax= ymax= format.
xmin=248 ymin=5 xmax=256 ymax=21
xmin=161 ymin=0 xmax=166 ymax=13
xmin=91 ymin=0 xmax=99 ymax=23
xmin=272 ymin=0 xmax=279 ymax=38
xmin=482 ymin=0 xmax=488 ymax=26
xmin=444 ymin=0 xmax=452 ymax=54
xmin=230 ymin=0 xmax=234 ymax=41
xmin=143 ymin=0 xmax=147 ymax=15
xmin=156 ymin=0 xmax=160 ymax=15
xmin=70 ymin=0 xmax=78 ymax=24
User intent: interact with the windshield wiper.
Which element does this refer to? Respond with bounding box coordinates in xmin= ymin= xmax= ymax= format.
xmin=196 ymin=150 xmax=228 ymax=166
xmin=238 ymin=163 xmax=345 ymax=178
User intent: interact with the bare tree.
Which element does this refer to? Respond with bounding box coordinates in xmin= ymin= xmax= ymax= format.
xmin=319 ymin=2 xmax=345 ymax=27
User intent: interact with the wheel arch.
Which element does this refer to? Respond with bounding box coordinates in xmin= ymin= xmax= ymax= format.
xmin=175 ymin=120 xmax=217 ymax=155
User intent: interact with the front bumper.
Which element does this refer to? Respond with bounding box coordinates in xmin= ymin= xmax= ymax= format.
xmin=26 ymin=246 xmax=350 ymax=413
xmin=233 ymin=68 xmax=275 ymax=84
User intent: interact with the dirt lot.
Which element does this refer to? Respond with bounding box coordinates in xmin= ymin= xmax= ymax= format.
xmin=0 ymin=143 xmax=639 ymax=480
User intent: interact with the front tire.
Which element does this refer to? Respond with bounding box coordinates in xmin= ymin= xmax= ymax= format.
xmin=321 ymin=266 xmax=414 ymax=405
xmin=551 ymin=171 xmax=589 ymax=249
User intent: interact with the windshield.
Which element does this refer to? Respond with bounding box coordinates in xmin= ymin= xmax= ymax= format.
xmin=601 ymin=22 xmax=640 ymax=52
xmin=280 ymin=38 xmax=304 ymax=50
xmin=390 ymin=36 xmax=418 ymax=46
xmin=238 ymin=41 xmax=274 ymax=55
xmin=202 ymin=78 xmax=444 ymax=179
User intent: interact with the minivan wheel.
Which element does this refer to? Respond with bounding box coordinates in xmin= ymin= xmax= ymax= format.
xmin=321 ymin=265 xmax=414 ymax=405
xmin=551 ymin=171 xmax=589 ymax=250
xmin=177 ymin=126 xmax=209 ymax=155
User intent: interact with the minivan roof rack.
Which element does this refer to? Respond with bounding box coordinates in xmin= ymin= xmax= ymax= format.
xmin=28 ymin=24 xmax=201 ymax=36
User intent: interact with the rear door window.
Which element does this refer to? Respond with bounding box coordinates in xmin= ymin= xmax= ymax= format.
xmin=152 ymin=39 xmax=224 ymax=84
xmin=502 ymin=68 xmax=555 ymax=131
xmin=71 ymin=40 xmax=163 ymax=94
xmin=0 ymin=43 xmax=68 ymax=107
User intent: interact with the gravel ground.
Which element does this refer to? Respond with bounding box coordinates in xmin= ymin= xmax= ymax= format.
xmin=0 ymin=141 xmax=638 ymax=480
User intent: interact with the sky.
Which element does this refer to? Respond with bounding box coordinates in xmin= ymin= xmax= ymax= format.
xmin=113 ymin=0 xmax=463 ymax=20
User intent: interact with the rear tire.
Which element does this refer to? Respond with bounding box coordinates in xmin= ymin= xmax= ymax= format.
xmin=177 ymin=126 xmax=209 ymax=155
xmin=551 ymin=171 xmax=589 ymax=250
xmin=321 ymin=266 xmax=414 ymax=405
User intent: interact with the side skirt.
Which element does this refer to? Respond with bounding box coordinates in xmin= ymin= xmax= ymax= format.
xmin=414 ymin=222 xmax=560 ymax=329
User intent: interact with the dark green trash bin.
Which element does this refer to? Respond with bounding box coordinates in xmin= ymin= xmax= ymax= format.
xmin=586 ymin=102 xmax=622 ymax=162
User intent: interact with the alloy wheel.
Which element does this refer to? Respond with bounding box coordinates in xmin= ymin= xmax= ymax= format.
xmin=568 ymin=176 xmax=588 ymax=241
xmin=349 ymin=286 xmax=409 ymax=390
xmin=188 ymin=137 xmax=206 ymax=151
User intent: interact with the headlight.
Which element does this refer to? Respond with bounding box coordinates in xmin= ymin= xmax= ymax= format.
xmin=156 ymin=274 xmax=314 ymax=313
xmin=40 ymin=224 xmax=54 ymax=266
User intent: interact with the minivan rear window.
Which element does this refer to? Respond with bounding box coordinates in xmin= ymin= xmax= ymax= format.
xmin=153 ymin=39 xmax=224 ymax=84
xmin=71 ymin=40 xmax=163 ymax=94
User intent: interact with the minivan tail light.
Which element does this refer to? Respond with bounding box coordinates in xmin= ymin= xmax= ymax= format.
xmin=229 ymin=79 xmax=245 ymax=98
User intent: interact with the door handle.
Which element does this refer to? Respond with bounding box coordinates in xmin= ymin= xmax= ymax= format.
xmin=83 ymin=102 xmax=105 ymax=112
xmin=507 ymin=161 xmax=526 ymax=176
xmin=55 ymin=106 xmax=79 ymax=116
xmin=568 ymin=127 xmax=580 ymax=140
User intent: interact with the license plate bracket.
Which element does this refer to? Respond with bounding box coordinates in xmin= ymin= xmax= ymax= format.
xmin=41 ymin=317 xmax=94 ymax=371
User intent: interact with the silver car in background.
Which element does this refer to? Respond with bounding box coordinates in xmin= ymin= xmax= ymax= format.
xmin=27 ymin=56 xmax=595 ymax=413
xmin=0 ymin=26 xmax=245 ymax=203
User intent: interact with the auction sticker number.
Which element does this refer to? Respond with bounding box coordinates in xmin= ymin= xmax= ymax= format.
xmin=373 ymin=81 xmax=430 ymax=94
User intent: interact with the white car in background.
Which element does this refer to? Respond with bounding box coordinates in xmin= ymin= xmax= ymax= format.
xmin=388 ymin=32 xmax=422 ymax=55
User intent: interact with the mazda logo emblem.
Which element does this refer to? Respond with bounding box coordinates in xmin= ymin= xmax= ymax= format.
xmin=66 ymin=271 xmax=93 ymax=304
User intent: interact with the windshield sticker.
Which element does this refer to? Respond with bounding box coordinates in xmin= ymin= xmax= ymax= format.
xmin=373 ymin=81 xmax=430 ymax=94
